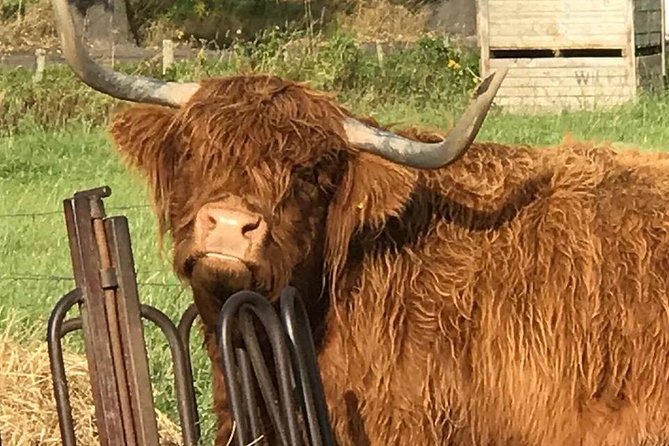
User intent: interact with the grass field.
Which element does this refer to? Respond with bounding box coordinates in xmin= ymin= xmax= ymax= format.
xmin=1 ymin=49 xmax=669 ymax=443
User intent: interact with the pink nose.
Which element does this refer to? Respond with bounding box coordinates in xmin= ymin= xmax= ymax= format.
xmin=195 ymin=202 xmax=267 ymax=258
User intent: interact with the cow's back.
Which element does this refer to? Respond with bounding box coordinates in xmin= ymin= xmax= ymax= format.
xmin=318 ymin=141 xmax=669 ymax=446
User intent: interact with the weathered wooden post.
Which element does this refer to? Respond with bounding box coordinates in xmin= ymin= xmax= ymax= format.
xmin=375 ymin=41 xmax=385 ymax=69
xmin=34 ymin=49 xmax=46 ymax=82
xmin=47 ymin=186 xmax=201 ymax=446
xmin=163 ymin=39 xmax=175 ymax=75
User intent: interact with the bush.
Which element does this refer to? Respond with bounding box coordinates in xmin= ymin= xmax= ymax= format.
xmin=0 ymin=32 xmax=481 ymax=135
xmin=128 ymin=0 xmax=338 ymax=46
xmin=170 ymin=30 xmax=480 ymax=104
xmin=0 ymin=0 xmax=39 ymax=20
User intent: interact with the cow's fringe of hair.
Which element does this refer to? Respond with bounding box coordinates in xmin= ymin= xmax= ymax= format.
xmin=109 ymin=74 xmax=354 ymax=255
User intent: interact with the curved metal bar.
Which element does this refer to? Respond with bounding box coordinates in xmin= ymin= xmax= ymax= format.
xmin=61 ymin=317 xmax=82 ymax=336
xmin=236 ymin=344 xmax=263 ymax=440
xmin=240 ymin=297 xmax=301 ymax=446
xmin=46 ymin=288 xmax=83 ymax=446
xmin=140 ymin=304 xmax=200 ymax=446
xmin=217 ymin=322 xmax=251 ymax=445
xmin=279 ymin=287 xmax=336 ymax=446
xmin=51 ymin=303 xmax=202 ymax=445
xmin=217 ymin=291 xmax=302 ymax=446
xmin=237 ymin=309 xmax=283 ymax=429
xmin=177 ymin=303 xmax=200 ymax=364
xmin=176 ymin=303 xmax=201 ymax=439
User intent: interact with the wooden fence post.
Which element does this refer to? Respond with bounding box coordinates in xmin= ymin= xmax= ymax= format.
xmin=48 ymin=186 xmax=201 ymax=446
xmin=162 ymin=39 xmax=174 ymax=75
xmin=34 ymin=49 xmax=46 ymax=82
xmin=375 ymin=41 xmax=384 ymax=69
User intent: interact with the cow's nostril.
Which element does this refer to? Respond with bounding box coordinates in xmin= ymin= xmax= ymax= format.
xmin=208 ymin=214 xmax=218 ymax=227
xmin=241 ymin=218 xmax=261 ymax=237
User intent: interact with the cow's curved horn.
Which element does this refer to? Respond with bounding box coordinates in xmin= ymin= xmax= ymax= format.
xmin=50 ymin=0 xmax=199 ymax=107
xmin=342 ymin=68 xmax=508 ymax=169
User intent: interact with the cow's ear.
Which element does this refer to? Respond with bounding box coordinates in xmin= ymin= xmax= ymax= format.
xmin=325 ymin=151 xmax=418 ymax=271
xmin=109 ymin=105 xmax=177 ymax=236
xmin=109 ymin=105 xmax=176 ymax=174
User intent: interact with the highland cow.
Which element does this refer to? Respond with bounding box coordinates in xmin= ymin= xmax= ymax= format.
xmin=51 ymin=1 xmax=669 ymax=445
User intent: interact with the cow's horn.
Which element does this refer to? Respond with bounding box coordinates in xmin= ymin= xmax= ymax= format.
xmin=342 ymin=68 xmax=508 ymax=169
xmin=50 ymin=0 xmax=199 ymax=107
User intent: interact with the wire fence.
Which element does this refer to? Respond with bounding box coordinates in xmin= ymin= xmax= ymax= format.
xmin=0 ymin=204 xmax=151 ymax=219
xmin=0 ymin=202 xmax=182 ymax=288
xmin=1 ymin=41 xmax=222 ymax=75
xmin=0 ymin=273 xmax=182 ymax=288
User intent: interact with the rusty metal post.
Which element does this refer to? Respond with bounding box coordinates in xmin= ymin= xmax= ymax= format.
xmin=47 ymin=186 xmax=201 ymax=446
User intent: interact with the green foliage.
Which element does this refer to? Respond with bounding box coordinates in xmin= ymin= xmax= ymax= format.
xmin=157 ymin=0 xmax=305 ymax=22
xmin=2 ymin=26 xmax=669 ymax=446
xmin=219 ymin=30 xmax=480 ymax=105
xmin=2 ymin=29 xmax=668 ymax=144
xmin=127 ymin=0 xmax=332 ymax=45
xmin=0 ymin=65 xmax=113 ymax=134
xmin=0 ymin=33 xmax=482 ymax=135
xmin=0 ymin=0 xmax=38 ymax=19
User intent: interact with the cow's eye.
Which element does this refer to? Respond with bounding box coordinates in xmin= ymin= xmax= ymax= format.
xmin=295 ymin=167 xmax=317 ymax=184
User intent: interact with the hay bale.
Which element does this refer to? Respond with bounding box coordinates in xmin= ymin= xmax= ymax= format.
xmin=0 ymin=321 xmax=182 ymax=445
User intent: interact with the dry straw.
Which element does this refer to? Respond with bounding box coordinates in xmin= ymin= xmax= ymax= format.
xmin=0 ymin=315 xmax=182 ymax=445
xmin=336 ymin=0 xmax=431 ymax=43
xmin=0 ymin=0 xmax=59 ymax=52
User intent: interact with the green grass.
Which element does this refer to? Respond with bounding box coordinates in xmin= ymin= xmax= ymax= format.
xmin=2 ymin=94 xmax=669 ymax=444
xmin=1 ymin=30 xmax=669 ymax=444
xmin=0 ymin=126 xmax=219 ymax=441
xmin=2 ymin=93 xmax=668 ymax=442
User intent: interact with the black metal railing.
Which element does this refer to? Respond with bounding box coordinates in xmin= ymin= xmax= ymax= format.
xmin=217 ymin=287 xmax=336 ymax=446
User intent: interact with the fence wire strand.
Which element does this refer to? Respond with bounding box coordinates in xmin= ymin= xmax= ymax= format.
xmin=0 ymin=273 xmax=182 ymax=288
xmin=2 ymin=205 xmax=177 ymax=287
xmin=0 ymin=204 xmax=151 ymax=219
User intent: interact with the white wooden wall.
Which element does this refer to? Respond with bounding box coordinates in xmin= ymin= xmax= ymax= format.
xmin=488 ymin=57 xmax=634 ymax=111
xmin=486 ymin=0 xmax=629 ymax=49
xmin=477 ymin=0 xmax=666 ymax=113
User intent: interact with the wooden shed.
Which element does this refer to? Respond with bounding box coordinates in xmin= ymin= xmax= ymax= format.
xmin=476 ymin=0 xmax=667 ymax=113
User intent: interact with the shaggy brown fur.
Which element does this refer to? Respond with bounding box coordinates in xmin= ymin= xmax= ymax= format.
xmin=109 ymin=74 xmax=669 ymax=445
